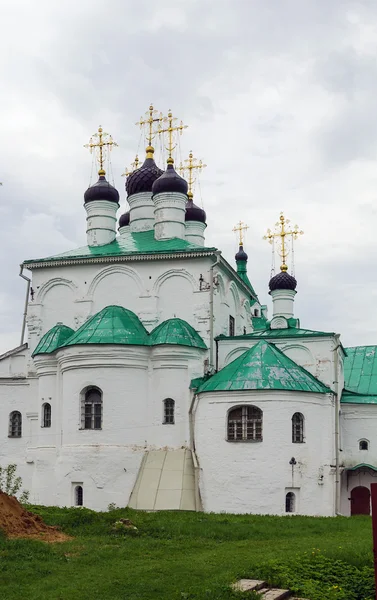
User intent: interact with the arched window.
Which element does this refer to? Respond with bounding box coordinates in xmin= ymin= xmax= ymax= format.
xmin=359 ymin=439 xmax=369 ymax=451
xmin=292 ymin=412 xmax=304 ymax=443
xmin=163 ymin=398 xmax=175 ymax=424
xmin=75 ymin=485 xmax=83 ymax=506
xmin=42 ymin=403 xmax=51 ymax=428
xmin=227 ymin=406 xmax=263 ymax=441
xmin=9 ymin=411 xmax=22 ymax=438
xmin=285 ymin=492 xmax=295 ymax=513
xmin=82 ymin=387 xmax=102 ymax=430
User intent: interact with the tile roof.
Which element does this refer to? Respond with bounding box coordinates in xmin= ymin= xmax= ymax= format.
xmin=198 ymin=339 xmax=331 ymax=394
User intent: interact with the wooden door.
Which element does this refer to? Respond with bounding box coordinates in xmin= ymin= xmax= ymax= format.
xmin=350 ymin=486 xmax=370 ymax=515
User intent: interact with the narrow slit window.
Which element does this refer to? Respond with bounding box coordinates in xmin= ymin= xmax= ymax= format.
xmin=227 ymin=406 xmax=262 ymax=441
xmin=285 ymin=492 xmax=295 ymax=513
xmin=229 ymin=315 xmax=235 ymax=336
xmin=42 ymin=403 xmax=51 ymax=428
xmin=292 ymin=412 xmax=304 ymax=443
xmin=75 ymin=485 xmax=83 ymax=506
xmin=163 ymin=398 xmax=175 ymax=424
xmin=9 ymin=411 xmax=22 ymax=438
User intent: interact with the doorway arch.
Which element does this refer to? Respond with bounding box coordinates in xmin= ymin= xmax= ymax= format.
xmin=350 ymin=486 xmax=370 ymax=515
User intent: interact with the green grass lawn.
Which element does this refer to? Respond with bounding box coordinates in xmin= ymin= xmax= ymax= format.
xmin=0 ymin=506 xmax=374 ymax=600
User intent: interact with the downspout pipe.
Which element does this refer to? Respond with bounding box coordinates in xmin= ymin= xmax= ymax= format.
xmin=209 ymin=251 xmax=221 ymax=371
xmin=19 ymin=264 xmax=31 ymax=346
xmin=333 ymin=334 xmax=341 ymax=515
xmin=189 ymin=391 xmax=202 ymax=511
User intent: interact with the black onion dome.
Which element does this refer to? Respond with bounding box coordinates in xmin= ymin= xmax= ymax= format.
xmin=269 ymin=270 xmax=297 ymax=291
xmin=84 ymin=175 xmax=120 ymax=204
xmin=185 ymin=198 xmax=206 ymax=223
xmin=126 ymin=154 xmax=163 ymax=197
xmin=152 ymin=162 xmax=188 ymax=196
xmin=118 ymin=211 xmax=130 ymax=228
xmin=235 ymin=244 xmax=248 ymax=261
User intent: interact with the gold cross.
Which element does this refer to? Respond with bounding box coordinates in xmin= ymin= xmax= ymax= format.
xmin=263 ymin=212 xmax=303 ymax=272
xmin=122 ymin=154 xmax=140 ymax=177
xmin=136 ymin=104 xmax=163 ymax=148
xmin=157 ymin=110 xmax=188 ymax=164
xmin=233 ymin=221 xmax=249 ymax=246
xmin=178 ymin=151 xmax=206 ymax=199
xmin=84 ymin=126 xmax=118 ymax=176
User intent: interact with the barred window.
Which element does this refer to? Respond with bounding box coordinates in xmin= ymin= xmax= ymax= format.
xmin=42 ymin=403 xmax=51 ymax=428
xmin=285 ymin=492 xmax=295 ymax=513
xmin=227 ymin=405 xmax=263 ymax=441
xmin=163 ymin=398 xmax=175 ymax=424
xmin=82 ymin=387 xmax=102 ymax=430
xmin=359 ymin=439 xmax=369 ymax=451
xmin=9 ymin=411 xmax=22 ymax=438
xmin=292 ymin=412 xmax=304 ymax=443
xmin=75 ymin=485 xmax=83 ymax=506
xmin=229 ymin=315 xmax=235 ymax=336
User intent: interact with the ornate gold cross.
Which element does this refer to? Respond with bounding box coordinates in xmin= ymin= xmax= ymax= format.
xmin=263 ymin=212 xmax=303 ymax=272
xmin=136 ymin=104 xmax=163 ymax=148
xmin=122 ymin=154 xmax=140 ymax=177
xmin=84 ymin=126 xmax=118 ymax=176
xmin=233 ymin=221 xmax=249 ymax=246
xmin=178 ymin=151 xmax=207 ymax=199
xmin=157 ymin=110 xmax=188 ymax=163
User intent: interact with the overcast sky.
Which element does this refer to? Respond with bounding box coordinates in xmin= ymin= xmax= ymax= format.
xmin=1 ymin=0 xmax=377 ymax=352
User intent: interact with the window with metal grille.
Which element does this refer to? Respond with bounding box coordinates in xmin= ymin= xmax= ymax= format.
xmin=227 ymin=406 xmax=262 ymax=441
xmin=359 ymin=439 xmax=369 ymax=451
xmin=229 ymin=315 xmax=235 ymax=336
xmin=82 ymin=387 xmax=102 ymax=430
xmin=42 ymin=403 xmax=51 ymax=428
xmin=9 ymin=411 xmax=22 ymax=438
xmin=292 ymin=412 xmax=304 ymax=443
xmin=163 ymin=398 xmax=175 ymax=424
xmin=285 ymin=492 xmax=295 ymax=513
xmin=75 ymin=485 xmax=83 ymax=506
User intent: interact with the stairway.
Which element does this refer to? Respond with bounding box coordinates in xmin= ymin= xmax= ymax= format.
xmin=232 ymin=580 xmax=309 ymax=599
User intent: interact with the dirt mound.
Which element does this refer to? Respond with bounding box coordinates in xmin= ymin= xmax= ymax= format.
xmin=0 ymin=491 xmax=70 ymax=542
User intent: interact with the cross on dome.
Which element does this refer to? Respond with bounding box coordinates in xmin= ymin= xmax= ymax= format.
xmin=233 ymin=221 xmax=249 ymax=246
xmin=264 ymin=212 xmax=303 ymax=273
xmin=84 ymin=126 xmax=118 ymax=176
xmin=157 ymin=110 xmax=188 ymax=164
xmin=178 ymin=151 xmax=207 ymax=199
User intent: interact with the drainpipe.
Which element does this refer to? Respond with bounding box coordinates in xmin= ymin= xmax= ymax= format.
xmin=333 ymin=334 xmax=341 ymax=515
xmin=189 ymin=391 xmax=202 ymax=511
xmin=209 ymin=251 xmax=221 ymax=370
xmin=19 ymin=264 xmax=31 ymax=345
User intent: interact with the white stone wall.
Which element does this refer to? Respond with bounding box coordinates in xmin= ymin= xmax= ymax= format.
xmin=195 ymin=390 xmax=336 ymax=516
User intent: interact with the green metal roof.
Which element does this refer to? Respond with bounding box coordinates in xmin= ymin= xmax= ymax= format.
xmin=341 ymin=391 xmax=377 ymax=404
xmin=198 ymin=340 xmax=331 ymax=394
xmin=149 ymin=318 xmax=207 ymax=349
xmin=32 ymin=323 xmax=75 ymax=357
xmin=236 ymin=260 xmax=257 ymax=296
xmin=343 ymin=346 xmax=377 ymax=396
xmin=251 ymin=316 xmax=268 ymax=331
xmin=216 ymin=327 xmax=337 ymax=342
xmin=345 ymin=463 xmax=377 ymax=472
xmin=61 ymin=305 xmax=149 ymax=347
xmin=23 ymin=230 xmax=217 ymax=266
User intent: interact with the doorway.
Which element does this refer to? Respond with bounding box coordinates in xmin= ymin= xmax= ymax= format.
xmin=350 ymin=486 xmax=370 ymax=515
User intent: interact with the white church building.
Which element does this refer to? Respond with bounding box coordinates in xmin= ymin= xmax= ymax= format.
xmin=0 ymin=116 xmax=376 ymax=517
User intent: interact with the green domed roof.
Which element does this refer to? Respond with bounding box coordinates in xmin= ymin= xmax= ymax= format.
xmin=32 ymin=323 xmax=75 ymax=357
xmin=61 ymin=306 xmax=149 ymax=348
xmin=149 ymin=318 xmax=207 ymax=349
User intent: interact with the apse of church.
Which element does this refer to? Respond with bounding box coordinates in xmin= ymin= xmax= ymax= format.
xmin=0 ymin=105 xmax=375 ymax=516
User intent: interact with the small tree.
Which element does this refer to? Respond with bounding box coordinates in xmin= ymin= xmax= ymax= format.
xmin=0 ymin=464 xmax=30 ymax=503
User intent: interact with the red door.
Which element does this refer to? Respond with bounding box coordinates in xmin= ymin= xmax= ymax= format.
xmin=351 ymin=486 xmax=370 ymax=515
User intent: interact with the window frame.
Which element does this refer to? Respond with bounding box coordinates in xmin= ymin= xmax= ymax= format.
xmin=229 ymin=315 xmax=235 ymax=336
xmin=292 ymin=412 xmax=304 ymax=444
xmin=163 ymin=398 xmax=175 ymax=425
xmin=9 ymin=411 xmax=22 ymax=438
xmin=285 ymin=492 xmax=296 ymax=513
xmin=359 ymin=439 xmax=369 ymax=451
xmin=75 ymin=485 xmax=83 ymax=506
xmin=227 ymin=405 xmax=263 ymax=442
xmin=42 ymin=402 xmax=52 ymax=428
xmin=80 ymin=387 xmax=103 ymax=430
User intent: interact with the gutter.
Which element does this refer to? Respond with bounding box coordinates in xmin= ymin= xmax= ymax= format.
xmin=19 ymin=265 xmax=31 ymax=345
xmin=188 ymin=392 xmax=202 ymax=511
xmin=209 ymin=251 xmax=221 ymax=370
xmin=333 ymin=334 xmax=341 ymax=516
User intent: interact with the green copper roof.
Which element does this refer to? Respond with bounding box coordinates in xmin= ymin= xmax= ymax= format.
xmin=217 ymin=327 xmax=336 ymax=341
xmin=341 ymin=391 xmax=377 ymax=404
xmin=251 ymin=316 xmax=268 ymax=331
xmin=61 ymin=306 xmax=149 ymax=347
xmin=32 ymin=323 xmax=75 ymax=357
xmin=198 ymin=340 xmax=331 ymax=394
xmin=149 ymin=318 xmax=207 ymax=349
xmin=343 ymin=346 xmax=377 ymax=396
xmin=345 ymin=463 xmax=377 ymax=472
xmin=236 ymin=260 xmax=257 ymax=296
xmin=23 ymin=230 xmax=217 ymax=266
